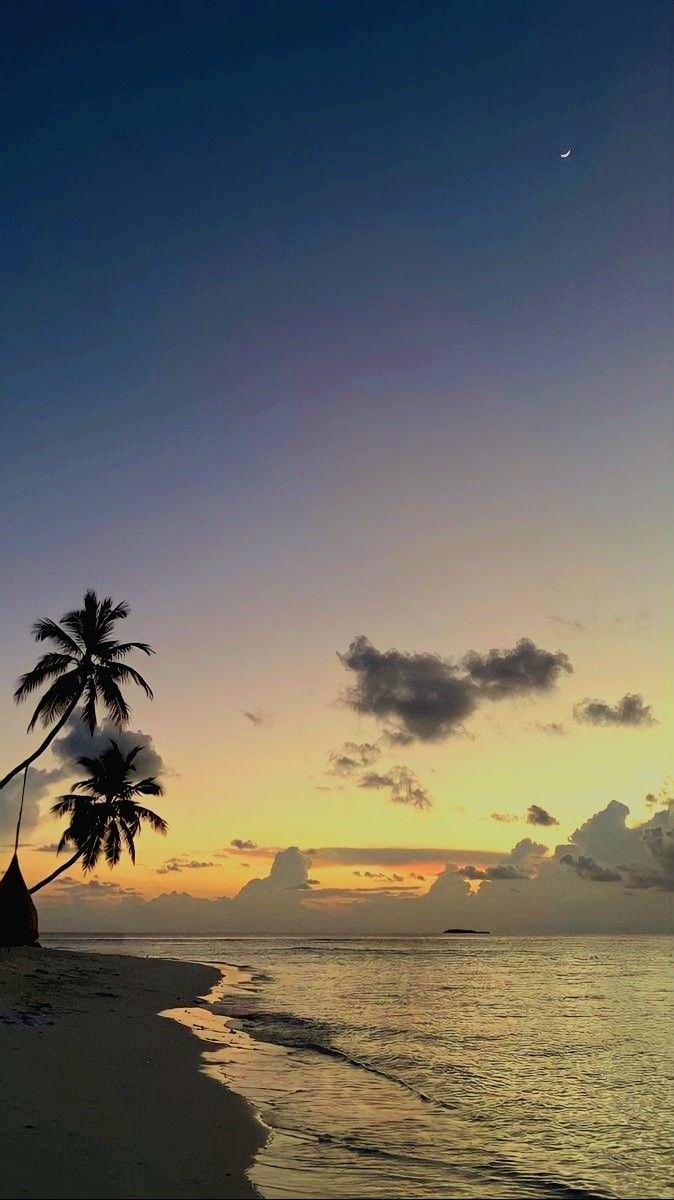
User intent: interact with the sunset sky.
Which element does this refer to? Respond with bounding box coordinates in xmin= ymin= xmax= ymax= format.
xmin=1 ymin=2 xmax=671 ymax=930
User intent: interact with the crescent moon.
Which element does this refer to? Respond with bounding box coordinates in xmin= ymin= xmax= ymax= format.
xmin=560 ymin=149 xmax=572 ymax=158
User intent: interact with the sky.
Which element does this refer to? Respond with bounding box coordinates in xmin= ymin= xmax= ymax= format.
xmin=1 ymin=1 xmax=672 ymax=932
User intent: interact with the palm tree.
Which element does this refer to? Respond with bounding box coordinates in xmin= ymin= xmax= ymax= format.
xmin=30 ymin=741 xmax=167 ymax=894
xmin=0 ymin=590 xmax=154 ymax=797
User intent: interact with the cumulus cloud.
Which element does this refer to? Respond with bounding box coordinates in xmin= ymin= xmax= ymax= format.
xmin=35 ymin=799 xmax=674 ymax=934
xmin=51 ymin=716 xmax=166 ymax=779
xmin=491 ymin=812 xmax=518 ymax=823
xmin=573 ymin=693 xmax=656 ymax=728
xmin=527 ymin=804 xmax=559 ymax=827
xmin=338 ymin=635 xmax=572 ymax=743
xmin=328 ymin=741 xmax=381 ymax=776
xmin=463 ymin=638 xmax=572 ymax=698
xmin=359 ymin=766 xmax=432 ymax=811
xmin=230 ymin=838 xmax=258 ymax=851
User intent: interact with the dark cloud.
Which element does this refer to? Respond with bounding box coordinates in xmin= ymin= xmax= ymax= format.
xmin=527 ymin=804 xmax=559 ymax=827
xmin=463 ymin=638 xmax=572 ymax=698
xmin=491 ymin=812 xmax=518 ymax=823
xmin=51 ymin=716 xmax=166 ymax=779
xmin=338 ymin=636 xmax=478 ymax=742
xmin=534 ymin=722 xmax=566 ymax=736
xmin=573 ymin=693 xmax=657 ymax=728
xmin=338 ymin=635 xmax=572 ymax=743
xmin=410 ymin=872 xmax=426 ymax=881
xmin=457 ymin=863 xmax=529 ymax=881
xmin=231 ymin=838 xmax=258 ymax=851
xmin=359 ymin=766 xmax=432 ymax=811
xmin=354 ymin=869 xmax=406 ymax=882
xmin=328 ymin=741 xmax=380 ymax=776
xmin=34 ymin=842 xmax=61 ymax=853
xmin=242 ymin=710 xmax=264 ymax=727
xmin=156 ymin=858 xmax=213 ymax=875
xmin=560 ymin=854 xmax=623 ymax=884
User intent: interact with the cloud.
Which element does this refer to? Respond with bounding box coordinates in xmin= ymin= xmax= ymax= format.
xmin=328 ymin=741 xmax=381 ymax=776
xmin=307 ymin=845 xmax=505 ymax=867
xmin=491 ymin=812 xmax=518 ymax=823
xmin=338 ymin=635 xmax=572 ymax=743
xmin=51 ymin=716 xmax=166 ymax=779
xmin=156 ymin=858 xmax=213 ymax=875
xmin=230 ymin=838 xmax=258 ymax=851
xmin=242 ymin=710 xmax=264 ymax=727
xmin=533 ymin=722 xmax=566 ymax=736
xmin=354 ymin=869 xmax=406 ymax=882
xmin=560 ymin=855 xmax=623 ymax=883
xmin=463 ymin=638 xmax=572 ymax=699
xmin=34 ymin=842 xmax=61 ymax=853
xmin=338 ymin=636 xmax=478 ymax=742
xmin=0 ymin=765 xmax=64 ymax=839
xmin=573 ymin=693 xmax=657 ymax=728
xmin=36 ymin=799 xmax=674 ymax=934
xmin=457 ymin=863 xmax=529 ymax=881
xmin=527 ymin=805 xmax=559 ymax=827
xmin=359 ymin=766 xmax=432 ymax=811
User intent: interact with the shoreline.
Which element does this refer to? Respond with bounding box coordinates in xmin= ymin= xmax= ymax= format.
xmin=0 ymin=947 xmax=266 ymax=1199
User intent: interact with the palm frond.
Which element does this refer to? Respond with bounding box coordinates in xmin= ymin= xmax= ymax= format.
xmin=95 ymin=670 xmax=131 ymax=726
xmin=31 ymin=619 xmax=83 ymax=655
xmin=26 ymin=670 xmax=83 ymax=730
xmin=80 ymin=678 xmax=98 ymax=733
xmin=103 ymin=821 xmax=122 ymax=867
xmin=101 ymin=640 xmax=154 ymax=660
xmin=118 ymin=818 xmax=137 ymax=864
xmin=132 ymin=777 xmax=164 ymax=797
xmin=100 ymin=661 xmax=154 ymax=700
xmin=14 ymin=654 xmax=75 ymax=701
xmin=51 ymin=794 xmax=80 ymax=817
xmin=131 ymin=805 xmax=168 ymax=834
xmin=81 ymin=833 xmax=103 ymax=872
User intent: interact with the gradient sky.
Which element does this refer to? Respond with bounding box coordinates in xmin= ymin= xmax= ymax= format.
xmin=1 ymin=2 xmax=671 ymax=925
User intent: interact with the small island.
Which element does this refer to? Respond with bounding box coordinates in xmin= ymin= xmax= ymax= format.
xmin=442 ymin=928 xmax=490 ymax=935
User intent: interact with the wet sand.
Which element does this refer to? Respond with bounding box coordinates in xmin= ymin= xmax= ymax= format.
xmin=0 ymin=947 xmax=264 ymax=1199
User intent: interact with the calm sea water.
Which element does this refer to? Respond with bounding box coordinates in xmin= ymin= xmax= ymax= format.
xmin=46 ymin=935 xmax=674 ymax=1200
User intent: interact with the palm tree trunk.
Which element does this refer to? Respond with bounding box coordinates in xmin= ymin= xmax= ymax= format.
xmin=0 ymin=692 xmax=82 ymax=795
xmin=13 ymin=765 xmax=29 ymax=854
xmin=29 ymin=849 xmax=83 ymax=894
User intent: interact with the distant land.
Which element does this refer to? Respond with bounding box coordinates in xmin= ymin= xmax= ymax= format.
xmin=442 ymin=928 xmax=490 ymax=935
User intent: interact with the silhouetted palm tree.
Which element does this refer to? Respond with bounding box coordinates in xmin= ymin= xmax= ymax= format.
xmin=0 ymin=590 xmax=153 ymax=797
xmin=30 ymin=741 xmax=167 ymax=894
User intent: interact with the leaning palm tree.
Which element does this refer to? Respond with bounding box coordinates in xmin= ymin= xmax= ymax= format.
xmin=0 ymin=590 xmax=153 ymax=796
xmin=30 ymin=740 xmax=167 ymax=894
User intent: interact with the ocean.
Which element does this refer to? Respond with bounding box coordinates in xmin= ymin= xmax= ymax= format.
xmin=45 ymin=934 xmax=674 ymax=1200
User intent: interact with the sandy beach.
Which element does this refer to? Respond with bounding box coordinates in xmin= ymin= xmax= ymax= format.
xmin=0 ymin=947 xmax=264 ymax=1200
